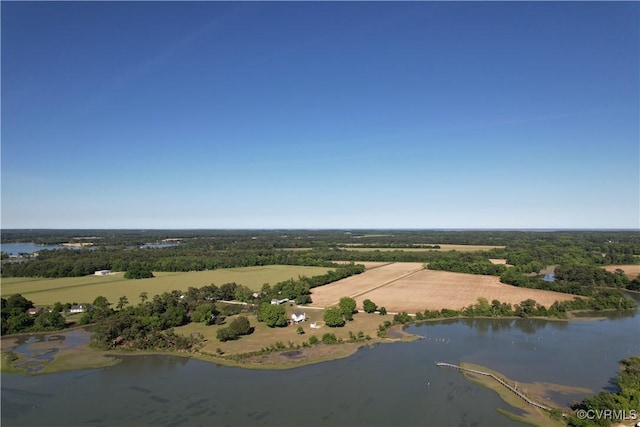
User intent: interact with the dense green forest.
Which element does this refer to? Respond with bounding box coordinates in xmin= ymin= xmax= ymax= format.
xmin=1 ymin=294 xmax=66 ymax=335
xmin=2 ymin=230 xmax=638 ymax=278
xmin=2 ymin=229 xmax=640 ymax=253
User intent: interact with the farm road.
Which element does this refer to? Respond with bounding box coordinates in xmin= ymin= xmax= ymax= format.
xmin=308 ymin=262 xmax=424 ymax=309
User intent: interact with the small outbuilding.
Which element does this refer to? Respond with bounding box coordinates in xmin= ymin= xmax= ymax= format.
xmin=94 ymin=270 xmax=112 ymax=276
xmin=27 ymin=307 xmax=43 ymax=316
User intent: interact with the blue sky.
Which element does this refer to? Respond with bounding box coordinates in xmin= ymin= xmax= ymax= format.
xmin=2 ymin=1 xmax=638 ymax=229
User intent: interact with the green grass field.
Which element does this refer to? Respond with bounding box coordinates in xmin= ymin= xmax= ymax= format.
xmin=1 ymin=265 xmax=333 ymax=307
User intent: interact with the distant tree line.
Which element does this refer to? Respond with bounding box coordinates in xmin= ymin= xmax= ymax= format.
xmin=500 ymin=264 xmax=638 ymax=295
xmin=3 ymin=229 xmax=639 ymax=256
xmin=426 ymin=252 xmax=509 ymax=275
xmin=375 ymin=292 xmax=636 ymax=337
xmin=2 ymin=230 xmax=638 ymax=281
xmin=0 ymin=248 xmax=344 ymax=278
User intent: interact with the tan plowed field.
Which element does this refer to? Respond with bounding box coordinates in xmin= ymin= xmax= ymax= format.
xmin=602 ymin=265 xmax=640 ymax=279
xmin=311 ymin=262 xmax=578 ymax=313
xmin=309 ymin=262 xmax=424 ymax=308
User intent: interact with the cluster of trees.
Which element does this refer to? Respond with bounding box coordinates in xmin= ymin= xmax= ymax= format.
xmin=88 ymin=286 xmax=235 ymax=349
xmin=216 ymin=316 xmax=252 ymax=342
xmin=257 ymin=303 xmax=287 ymax=327
xmin=407 ymin=291 xmax=635 ymax=322
xmin=500 ymin=264 xmax=638 ymax=296
xmin=569 ymin=356 xmax=640 ymax=427
xmin=427 ymin=253 xmax=508 ymax=276
xmin=1 ymin=294 xmax=66 ymax=335
xmin=124 ymin=263 xmax=154 ymax=279
xmin=363 ymin=299 xmax=378 ymax=313
xmin=260 ymin=263 xmax=365 ymax=305
xmin=323 ymin=297 xmax=357 ymax=327
xmin=554 ymin=265 xmax=631 ymax=288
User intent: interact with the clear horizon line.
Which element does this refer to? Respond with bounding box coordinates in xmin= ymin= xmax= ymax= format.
xmin=2 ymin=227 xmax=639 ymax=232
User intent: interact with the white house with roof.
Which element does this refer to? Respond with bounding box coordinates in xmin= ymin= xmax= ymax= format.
xmin=94 ymin=270 xmax=112 ymax=276
xmin=291 ymin=312 xmax=306 ymax=324
xmin=69 ymin=304 xmax=88 ymax=313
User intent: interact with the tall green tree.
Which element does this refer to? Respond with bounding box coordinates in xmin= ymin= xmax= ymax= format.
xmin=339 ymin=297 xmax=356 ymax=321
xmin=363 ymin=299 xmax=377 ymax=313
xmin=258 ymin=303 xmax=287 ymax=327
xmin=116 ymin=296 xmax=129 ymax=310
xmin=324 ymin=307 xmax=346 ymax=327
xmin=228 ymin=316 xmax=251 ymax=336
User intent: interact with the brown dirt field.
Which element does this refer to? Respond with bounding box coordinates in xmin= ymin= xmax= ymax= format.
xmin=309 ymin=262 xmax=424 ymax=308
xmin=489 ymin=258 xmax=509 ymax=265
xmin=603 ymin=265 xmax=640 ymax=279
xmin=338 ymin=244 xmax=504 ymax=252
xmin=355 ymin=269 xmax=577 ymax=313
xmin=435 ymin=244 xmax=505 ymax=252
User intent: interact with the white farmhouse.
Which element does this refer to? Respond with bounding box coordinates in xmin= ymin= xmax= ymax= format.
xmin=69 ymin=304 xmax=87 ymax=313
xmin=291 ymin=312 xmax=306 ymax=324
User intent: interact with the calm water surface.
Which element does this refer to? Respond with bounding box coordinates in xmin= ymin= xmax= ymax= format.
xmin=0 ymin=242 xmax=65 ymax=255
xmin=2 ymin=311 xmax=638 ymax=427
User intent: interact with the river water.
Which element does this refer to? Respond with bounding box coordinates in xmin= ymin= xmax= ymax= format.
xmin=2 ymin=310 xmax=639 ymax=427
xmin=0 ymin=242 xmax=65 ymax=255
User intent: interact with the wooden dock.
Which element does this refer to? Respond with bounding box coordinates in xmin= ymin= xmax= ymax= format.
xmin=436 ymin=362 xmax=551 ymax=411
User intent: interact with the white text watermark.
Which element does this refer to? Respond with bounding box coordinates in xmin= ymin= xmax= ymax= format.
xmin=576 ymin=409 xmax=637 ymax=421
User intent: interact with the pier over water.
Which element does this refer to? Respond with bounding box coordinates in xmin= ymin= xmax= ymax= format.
xmin=436 ymin=362 xmax=552 ymax=411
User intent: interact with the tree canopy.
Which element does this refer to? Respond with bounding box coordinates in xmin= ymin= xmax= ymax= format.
xmin=257 ymin=303 xmax=287 ymax=328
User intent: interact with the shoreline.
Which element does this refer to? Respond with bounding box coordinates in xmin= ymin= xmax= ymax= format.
xmin=456 ymin=362 xmax=573 ymax=427
xmin=0 ymin=323 xmax=417 ymax=375
xmin=0 ymin=307 xmax=635 ymax=376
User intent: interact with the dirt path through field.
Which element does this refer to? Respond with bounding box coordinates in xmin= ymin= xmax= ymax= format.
xmin=349 ymin=268 xmax=423 ymax=300
xmin=310 ymin=262 xmax=424 ymax=308
xmin=310 ymin=262 xmax=578 ymax=313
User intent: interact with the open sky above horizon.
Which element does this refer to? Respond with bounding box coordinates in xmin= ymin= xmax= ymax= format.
xmin=2 ymin=1 xmax=639 ymax=230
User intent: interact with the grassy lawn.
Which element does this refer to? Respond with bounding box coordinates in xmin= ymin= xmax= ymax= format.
xmin=1 ymin=265 xmax=333 ymax=306
xmin=174 ymin=305 xmax=393 ymax=357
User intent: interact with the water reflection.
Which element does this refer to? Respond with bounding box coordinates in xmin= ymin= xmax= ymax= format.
xmin=2 ymin=314 xmax=638 ymax=427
